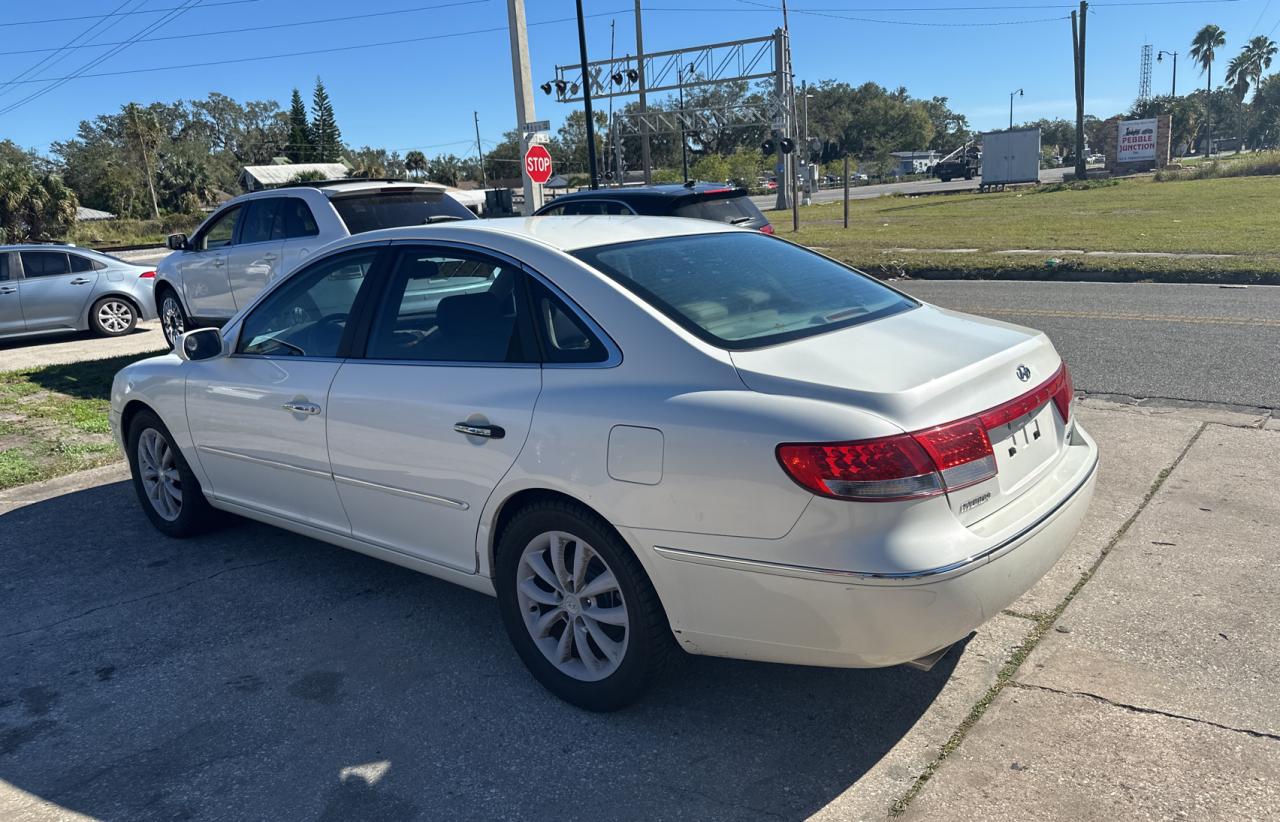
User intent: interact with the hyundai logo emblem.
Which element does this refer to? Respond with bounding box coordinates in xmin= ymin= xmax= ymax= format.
xmin=1015 ymin=364 xmax=1032 ymax=382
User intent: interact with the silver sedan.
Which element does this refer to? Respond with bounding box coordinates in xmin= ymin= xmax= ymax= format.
xmin=0 ymin=244 xmax=157 ymax=341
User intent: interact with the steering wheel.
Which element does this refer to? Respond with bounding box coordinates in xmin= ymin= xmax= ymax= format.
xmin=299 ymin=312 xmax=348 ymax=354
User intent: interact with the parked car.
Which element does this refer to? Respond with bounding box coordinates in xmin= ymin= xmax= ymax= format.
xmin=535 ymin=182 xmax=773 ymax=234
xmin=112 ymin=217 xmax=1097 ymax=711
xmin=0 ymin=244 xmax=156 ymax=341
xmin=155 ymin=180 xmax=475 ymax=349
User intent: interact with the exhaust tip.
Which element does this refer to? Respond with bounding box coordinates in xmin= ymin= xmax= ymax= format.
xmin=904 ymin=643 xmax=955 ymax=672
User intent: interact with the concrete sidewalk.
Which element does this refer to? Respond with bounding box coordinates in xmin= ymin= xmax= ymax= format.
xmin=0 ymin=401 xmax=1275 ymax=821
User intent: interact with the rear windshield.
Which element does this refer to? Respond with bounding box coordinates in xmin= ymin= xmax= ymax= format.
xmin=674 ymin=194 xmax=764 ymax=225
xmin=332 ymin=191 xmax=476 ymax=234
xmin=573 ymin=232 xmax=916 ymax=349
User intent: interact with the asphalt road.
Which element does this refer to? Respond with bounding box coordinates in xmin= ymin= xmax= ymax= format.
xmin=0 ymin=322 xmax=166 ymax=372
xmin=751 ymin=167 xmax=1073 ymax=209
xmin=897 ymin=279 xmax=1280 ymax=410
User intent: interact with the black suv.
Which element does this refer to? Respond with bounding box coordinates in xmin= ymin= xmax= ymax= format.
xmin=534 ymin=182 xmax=774 ymax=233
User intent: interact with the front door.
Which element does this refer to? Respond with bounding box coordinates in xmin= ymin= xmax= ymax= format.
xmin=0 ymin=253 xmax=23 ymax=334
xmin=226 ymin=198 xmax=285 ymax=311
xmin=185 ymin=246 xmax=383 ymax=533
xmin=179 ymin=205 xmax=240 ymax=320
xmin=17 ymin=251 xmax=99 ymax=331
xmin=326 ymin=245 xmax=543 ymax=572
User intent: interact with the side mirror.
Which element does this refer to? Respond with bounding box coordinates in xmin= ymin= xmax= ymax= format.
xmin=176 ymin=328 xmax=223 ymax=362
xmin=166 ymin=233 xmax=189 ymax=251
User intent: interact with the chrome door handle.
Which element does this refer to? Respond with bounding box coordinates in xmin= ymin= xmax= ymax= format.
xmin=282 ymin=402 xmax=321 ymax=415
xmin=70 ymin=278 xmax=92 ymax=285
xmin=263 ymin=253 xmax=278 ymax=261
xmin=454 ymin=422 xmax=505 ymax=439
xmin=0 ymin=286 xmax=15 ymax=294
xmin=213 ymin=259 xmax=225 ymax=267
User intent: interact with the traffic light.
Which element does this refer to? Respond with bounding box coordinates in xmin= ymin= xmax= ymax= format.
xmin=779 ymin=137 xmax=795 ymax=154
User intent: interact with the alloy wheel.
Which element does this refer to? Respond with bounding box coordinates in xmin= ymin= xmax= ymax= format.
xmin=97 ymin=299 xmax=134 ymax=334
xmin=516 ymin=530 xmax=630 ymax=682
xmin=161 ymin=295 xmax=185 ymax=347
xmin=137 ymin=428 xmax=182 ymax=521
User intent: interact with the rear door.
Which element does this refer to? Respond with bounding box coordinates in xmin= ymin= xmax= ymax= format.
xmin=226 ymin=198 xmax=285 ymax=310
xmin=0 ymin=253 xmax=23 ymax=334
xmin=277 ymin=195 xmax=321 ymax=275
xmin=178 ymin=205 xmax=239 ymax=320
xmin=16 ymin=251 xmax=98 ymax=331
xmin=324 ymin=244 xmax=543 ymax=572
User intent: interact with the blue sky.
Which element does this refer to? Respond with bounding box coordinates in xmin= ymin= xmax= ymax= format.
xmin=0 ymin=0 xmax=1272 ymax=158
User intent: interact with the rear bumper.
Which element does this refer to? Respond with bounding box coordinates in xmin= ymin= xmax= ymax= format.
xmin=641 ymin=424 xmax=1098 ymax=668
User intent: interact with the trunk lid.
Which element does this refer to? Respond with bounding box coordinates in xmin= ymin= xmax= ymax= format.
xmin=732 ymin=304 xmax=1071 ymax=523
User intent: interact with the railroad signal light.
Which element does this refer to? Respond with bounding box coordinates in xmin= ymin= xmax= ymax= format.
xmin=779 ymin=137 xmax=795 ymax=154
xmin=761 ymin=139 xmax=775 ymax=155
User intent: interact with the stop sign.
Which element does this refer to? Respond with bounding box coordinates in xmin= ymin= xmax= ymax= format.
xmin=525 ymin=144 xmax=553 ymax=184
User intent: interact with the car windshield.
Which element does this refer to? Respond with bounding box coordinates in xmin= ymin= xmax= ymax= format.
xmin=573 ymin=232 xmax=916 ymax=349
xmin=674 ymin=194 xmax=763 ymax=225
xmin=331 ymin=191 xmax=475 ymax=234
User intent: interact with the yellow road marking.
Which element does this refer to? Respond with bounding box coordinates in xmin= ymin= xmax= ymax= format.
xmin=949 ymin=306 xmax=1280 ymax=327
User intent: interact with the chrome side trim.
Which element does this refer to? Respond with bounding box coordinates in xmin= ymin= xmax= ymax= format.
xmin=333 ymin=473 xmax=469 ymax=510
xmin=196 ymin=445 xmax=332 ymax=481
xmin=654 ymin=451 xmax=1100 ymax=585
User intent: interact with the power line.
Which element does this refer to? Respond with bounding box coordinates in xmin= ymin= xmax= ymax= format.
xmin=0 ymin=0 xmax=139 ymax=98
xmin=732 ymin=0 xmax=1068 ymax=25
xmin=0 ymin=9 xmax=630 ymax=90
xmin=726 ymin=0 xmax=1237 ymax=9
xmin=0 ymin=0 xmax=488 ymax=57
xmin=0 ymin=0 xmax=260 ymax=28
xmin=1248 ymin=0 xmax=1273 ymax=36
xmin=0 ymin=0 xmax=208 ymax=116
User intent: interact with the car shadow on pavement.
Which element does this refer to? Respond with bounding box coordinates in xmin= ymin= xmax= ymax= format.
xmin=0 ymin=480 xmax=959 ymax=822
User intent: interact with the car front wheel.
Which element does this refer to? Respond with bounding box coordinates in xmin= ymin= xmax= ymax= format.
xmin=159 ymin=290 xmax=187 ymax=349
xmin=496 ymin=500 xmax=676 ymax=711
xmin=127 ymin=409 xmax=215 ymax=537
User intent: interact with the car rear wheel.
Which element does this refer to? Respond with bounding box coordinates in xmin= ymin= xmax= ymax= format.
xmin=90 ymin=297 xmax=137 ymax=337
xmin=159 ymin=289 xmax=186 ymax=350
xmin=496 ymin=500 xmax=676 ymax=711
xmin=127 ymin=409 xmax=215 ymax=537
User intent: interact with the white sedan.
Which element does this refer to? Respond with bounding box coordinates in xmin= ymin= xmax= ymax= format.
xmin=110 ymin=217 xmax=1098 ymax=711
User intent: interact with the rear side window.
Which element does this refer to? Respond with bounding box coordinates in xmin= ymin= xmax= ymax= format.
xmin=674 ymin=194 xmax=764 ymax=226
xmin=527 ymin=279 xmax=609 ymax=364
xmin=238 ymin=199 xmax=281 ymax=245
xmin=574 ymin=232 xmax=916 ymax=350
xmin=332 ymin=192 xmax=475 ymax=235
xmin=0 ymin=254 xmax=8 ymax=281
xmin=69 ymin=254 xmax=101 ymax=272
xmin=561 ymin=200 xmax=633 ymax=216
xmin=20 ymin=251 xmax=71 ymax=278
xmin=280 ymin=198 xmax=319 ymax=238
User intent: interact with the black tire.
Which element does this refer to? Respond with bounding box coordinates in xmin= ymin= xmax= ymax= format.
xmin=158 ymin=287 xmax=187 ymax=350
xmin=126 ymin=409 xmax=216 ymax=538
xmin=939 ymin=176 xmax=951 ymax=183
xmin=89 ymin=296 xmax=137 ymax=337
xmin=495 ymin=499 xmax=677 ymax=711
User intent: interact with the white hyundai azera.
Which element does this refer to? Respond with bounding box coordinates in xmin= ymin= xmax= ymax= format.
xmin=110 ymin=217 xmax=1098 ymax=710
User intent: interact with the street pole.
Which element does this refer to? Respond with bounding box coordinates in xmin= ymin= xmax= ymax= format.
xmin=128 ymin=104 xmax=160 ymax=221
xmin=802 ymin=79 xmax=811 ymax=207
xmin=473 ymin=111 xmax=487 ymax=188
xmin=842 ymin=155 xmax=849 ymax=230
xmin=506 ymin=0 xmax=541 ymax=213
xmin=634 ymin=1 xmax=652 ymax=184
xmin=772 ymin=27 xmax=789 ymax=211
xmin=679 ymin=73 xmax=689 ymax=182
xmin=1071 ymin=4 xmax=1087 ymax=180
xmin=575 ymin=0 xmax=600 ymax=189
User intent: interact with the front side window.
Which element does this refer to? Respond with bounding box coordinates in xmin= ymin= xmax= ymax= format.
xmin=20 ymin=251 xmax=71 ymax=278
xmin=331 ymin=191 xmax=475 ymax=235
xmin=200 ymin=206 xmax=241 ymax=250
xmin=0 ymin=254 xmax=9 ymax=281
xmin=237 ymin=248 xmax=378 ymax=358
xmin=573 ymin=232 xmax=917 ymax=349
xmin=364 ymin=248 xmax=533 ymax=363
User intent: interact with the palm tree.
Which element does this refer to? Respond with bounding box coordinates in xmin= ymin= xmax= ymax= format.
xmin=1226 ymin=52 xmax=1252 ymax=99
xmin=1245 ymin=35 xmax=1278 ymax=90
xmin=1190 ymin=24 xmax=1227 ymax=153
xmin=405 ymin=150 xmax=427 ymax=180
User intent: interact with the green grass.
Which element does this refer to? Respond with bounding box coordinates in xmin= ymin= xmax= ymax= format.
xmin=64 ymin=213 xmax=203 ymax=248
xmin=1155 ymin=150 xmax=1280 ymax=182
xmin=0 ymin=353 xmax=156 ymax=491
xmin=779 ymin=174 xmax=1280 ymax=283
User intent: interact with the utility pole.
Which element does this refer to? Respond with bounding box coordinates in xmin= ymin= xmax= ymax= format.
xmin=1009 ymin=88 xmax=1023 ymax=130
xmin=473 ymin=111 xmax=488 ymax=188
xmin=634 ymin=1 xmax=652 ymax=183
xmin=128 ymin=104 xmax=160 ymax=221
xmin=842 ymin=155 xmax=850 ymax=230
xmin=678 ymin=67 xmax=689 ymax=182
xmin=575 ymin=0 xmax=600 ymax=189
xmin=506 ymin=0 xmax=541 ymax=213
xmin=1071 ymin=2 xmax=1087 ymax=180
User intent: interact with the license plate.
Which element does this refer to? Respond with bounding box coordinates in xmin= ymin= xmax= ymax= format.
xmin=989 ymin=403 xmax=1058 ymax=490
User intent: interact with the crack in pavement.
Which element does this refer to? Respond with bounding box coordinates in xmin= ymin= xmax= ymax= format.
xmin=1009 ymin=681 xmax=1280 ymax=742
xmin=0 ymin=558 xmax=283 ymax=641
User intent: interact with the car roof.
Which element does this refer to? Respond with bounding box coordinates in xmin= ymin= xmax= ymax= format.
xmin=347 ymin=215 xmax=741 ymax=253
xmin=226 ymin=180 xmax=449 ymax=205
xmin=549 ymin=182 xmax=744 ymax=202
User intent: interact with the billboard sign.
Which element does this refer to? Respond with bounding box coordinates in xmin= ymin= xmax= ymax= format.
xmin=1118 ymin=118 xmax=1157 ymax=163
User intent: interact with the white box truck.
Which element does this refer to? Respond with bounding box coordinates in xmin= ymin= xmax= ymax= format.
xmin=980 ymin=128 xmax=1041 ymax=190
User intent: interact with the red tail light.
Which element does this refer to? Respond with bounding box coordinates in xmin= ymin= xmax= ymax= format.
xmin=138 ymin=270 xmax=156 ymax=279
xmin=777 ymin=362 xmax=1073 ymax=502
xmin=759 ymin=224 xmax=775 ymax=235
